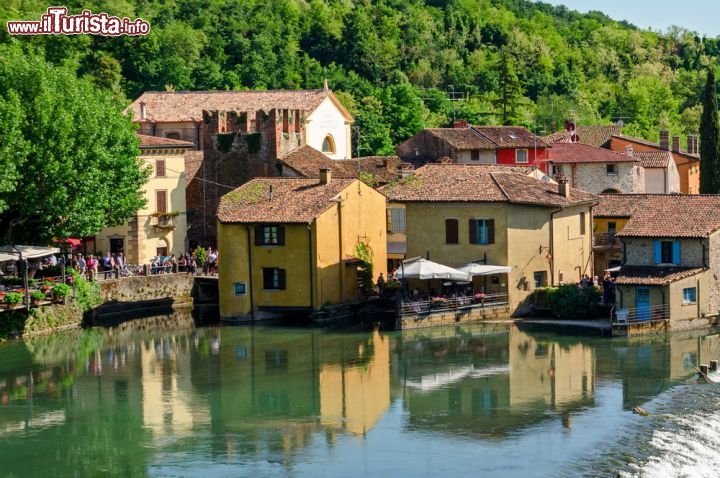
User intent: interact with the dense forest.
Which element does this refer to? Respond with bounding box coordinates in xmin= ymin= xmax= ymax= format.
xmin=2 ymin=0 xmax=718 ymax=155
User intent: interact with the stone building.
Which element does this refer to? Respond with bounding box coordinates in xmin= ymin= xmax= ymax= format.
xmin=547 ymin=142 xmax=644 ymax=194
xmin=614 ymin=195 xmax=720 ymax=329
xmin=633 ymin=151 xmax=681 ymax=194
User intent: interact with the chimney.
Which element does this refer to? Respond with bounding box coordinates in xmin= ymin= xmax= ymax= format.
xmin=139 ymin=101 xmax=146 ymax=121
xmin=624 ymin=145 xmax=633 ymax=157
xmin=659 ymin=130 xmax=670 ymax=150
xmin=397 ymin=164 xmax=414 ymax=179
xmin=323 ymin=79 xmax=329 ymax=91
xmin=383 ymin=157 xmax=390 ymax=172
xmin=688 ymin=135 xmax=698 ymax=155
xmin=556 ymin=174 xmax=570 ymax=198
xmin=672 ymin=135 xmax=681 ymax=153
xmin=453 ymin=119 xmax=469 ymax=129
xmin=319 ymin=167 xmax=332 ymax=185
xmin=269 ymin=185 xmax=273 ymax=200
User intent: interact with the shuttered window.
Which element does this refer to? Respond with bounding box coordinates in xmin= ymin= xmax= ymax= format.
xmin=580 ymin=212 xmax=586 ymax=235
xmin=155 ymin=159 xmax=166 ymax=177
xmin=254 ymin=225 xmax=285 ymax=246
xmin=155 ymin=190 xmax=167 ymax=214
xmin=654 ymin=240 xmax=680 ymax=264
xmin=445 ymin=219 xmax=459 ymax=244
xmin=469 ymin=219 xmax=495 ymax=245
xmin=263 ymin=268 xmax=286 ymax=290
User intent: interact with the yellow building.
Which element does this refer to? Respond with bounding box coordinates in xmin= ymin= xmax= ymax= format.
xmin=95 ymin=134 xmax=193 ymax=264
xmin=592 ymin=194 xmax=642 ymax=273
xmin=217 ymin=170 xmax=387 ymax=320
xmin=380 ymin=164 xmax=597 ymax=315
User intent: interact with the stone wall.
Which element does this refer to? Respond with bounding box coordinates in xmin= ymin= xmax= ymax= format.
xmin=557 ymin=162 xmax=644 ymax=194
xmin=397 ymin=305 xmax=512 ymax=330
xmin=0 ymin=301 xmax=84 ymax=340
xmin=99 ymin=274 xmax=195 ymax=303
xmin=623 ymin=237 xmax=706 ymax=267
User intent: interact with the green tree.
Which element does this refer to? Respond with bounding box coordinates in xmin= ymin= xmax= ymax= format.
xmin=0 ymin=46 xmax=149 ymax=244
xmin=494 ymin=50 xmax=524 ymax=125
xmin=700 ymin=68 xmax=720 ymax=193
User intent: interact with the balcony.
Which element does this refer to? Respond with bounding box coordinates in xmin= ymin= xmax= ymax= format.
xmin=593 ymin=233 xmax=622 ymax=252
xmin=151 ymin=213 xmax=178 ymax=229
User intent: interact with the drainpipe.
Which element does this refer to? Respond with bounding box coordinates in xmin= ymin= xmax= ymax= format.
xmin=336 ymin=199 xmax=344 ymax=302
xmin=697 ymin=278 xmax=701 ymax=318
xmin=549 ymin=208 xmax=562 ymax=286
xmin=245 ymin=224 xmax=254 ymax=319
xmin=308 ymin=224 xmax=314 ymax=309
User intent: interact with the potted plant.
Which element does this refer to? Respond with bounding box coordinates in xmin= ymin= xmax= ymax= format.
xmin=30 ymin=291 xmax=45 ymax=306
xmin=51 ymin=283 xmax=70 ymax=303
xmin=4 ymin=292 xmax=23 ymax=308
xmin=40 ymin=280 xmax=53 ymax=295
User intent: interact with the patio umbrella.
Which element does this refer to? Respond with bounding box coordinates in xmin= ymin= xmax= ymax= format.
xmin=458 ymin=263 xmax=512 ymax=276
xmin=0 ymin=245 xmax=60 ymax=262
xmin=396 ymin=257 xmax=472 ymax=281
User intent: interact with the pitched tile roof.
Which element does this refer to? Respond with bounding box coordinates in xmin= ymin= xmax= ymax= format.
xmin=544 ymin=125 xmax=622 ymax=147
xmin=379 ymin=164 xmax=597 ymax=207
xmin=616 ymin=195 xmax=720 ymax=238
xmin=184 ymin=150 xmax=204 ymax=183
xmin=137 ymin=133 xmax=195 ymax=148
xmin=279 ymin=146 xmax=410 ymax=184
xmin=594 ymin=194 xmax=649 ymax=218
xmin=611 ymin=135 xmax=700 ymax=161
xmin=128 ymin=89 xmax=352 ymax=123
xmin=549 ymin=142 xmax=638 ymax=163
xmin=472 ymin=126 xmax=548 ymax=148
xmin=426 ymin=128 xmax=496 ymax=150
xmin=217 ymin=177 xmax=356 ymax=224
xmin=615 ymin=266 xmax=706 ymax=285
xmin=634 ymin=151 xmax=672 ymax=168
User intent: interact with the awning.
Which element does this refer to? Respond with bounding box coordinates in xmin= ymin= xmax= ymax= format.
xmin=605 ymin=266 xmax=621 ymax=272
xmin=53 ymin=238 xmax=82 ymax=247
xmin=458 ymin=263 xmax=512 ymax=276
xmin=0 ymin=245 xmax=60 ymax=262
xmin=395 ymin=257 xmax=472 ymax=281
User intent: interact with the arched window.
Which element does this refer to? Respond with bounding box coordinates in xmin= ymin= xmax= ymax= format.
xmin=602 ymin=188 xmax=621 ymax=194
xmin=165 ymin=132 xmax=181 ymax=140
xmin=322 ymin=134 xmax=336 ymax=153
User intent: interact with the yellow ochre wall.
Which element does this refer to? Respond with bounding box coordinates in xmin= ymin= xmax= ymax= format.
xmin=593 ymin=217 xmax=629 ymax=234
xmin=219 ymin=179 xmax=387 ymax=320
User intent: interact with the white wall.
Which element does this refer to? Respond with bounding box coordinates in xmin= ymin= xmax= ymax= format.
xmin=455 ymin=149 xmax=495 ymax=164
xmin=306 ymin=97 xmax=352 ymax=159
xmin=645 ymin=163 xmax=680 ymax=194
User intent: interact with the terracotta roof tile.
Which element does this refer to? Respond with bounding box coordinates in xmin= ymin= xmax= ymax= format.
xmin=634 ymin=151 xmax=672 ymax=168
xmin=594 ymin=194 xmax=649 ymax=217
xmin=426 ymin=128 xmax=496 ymax=150
xmin=279 ymin=146 xmax=410 ymax=184
xmin=379 ymin=164 xmax=597 ymax=206
xmin=549 ymin=142 xmax=637 ymax=163
xmin=544 ymin=125 xmax=622 ymax=147
xmin=184 ymin=150 xmax=204 ymax=183
xmin=128 ymin=89 xmax=352 ymax=123
xmin=217 ymin=177 xmax=356 ymax=224
xmin=611 ymin=135 xmax=700 ymax=161
xmin=616 ymin=195 xmax=720 ymax=238
xmin=472 ymin=126 xmax=548 ymax=148
xmin=137 ymin=134 xmax=195 ymax=148
xmin=615 ymin=266 xmax=706 ymax=285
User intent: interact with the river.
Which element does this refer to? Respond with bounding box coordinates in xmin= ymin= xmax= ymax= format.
xmin=0 ymin=310 xmax=719 ymax=477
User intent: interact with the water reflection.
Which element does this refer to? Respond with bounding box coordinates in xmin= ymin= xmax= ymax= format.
xmin=1 ymin=315 xmax=720 ymax=476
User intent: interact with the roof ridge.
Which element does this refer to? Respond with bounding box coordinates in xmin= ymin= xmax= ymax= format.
xmin=139 ymin=89 xmax=326 ymax=95
xmin=489 ymin=172 xmax=511 ymax=202
xmin=470 ymin=127 xmax=500 ymax=148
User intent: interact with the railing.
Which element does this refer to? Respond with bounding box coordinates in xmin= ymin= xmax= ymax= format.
xmin=151 ymin=213 xmax=177 ymax=229
xmin=613 ymin=304 xmax=670 ymax=325
xmin=399 ymin=293 xmax=509 ymax=316
xmin=593 ymin=233 xmax=622 ymax=250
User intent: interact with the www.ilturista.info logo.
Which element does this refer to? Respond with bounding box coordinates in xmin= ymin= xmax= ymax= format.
xmin=7 ymin=7 xmax=150 ymax=36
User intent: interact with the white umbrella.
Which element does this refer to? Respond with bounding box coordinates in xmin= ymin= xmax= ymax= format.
xmin=396 ymin=257 xmax=472 ymax=281
xmin=458 ymin=263 xmax=512 ymax=276
xmin=0 ymin=245 xmax=60 ymax=262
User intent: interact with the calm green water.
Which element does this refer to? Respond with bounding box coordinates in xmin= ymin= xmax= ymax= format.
xmin=1 ymin=311 xmax=720 ymax=477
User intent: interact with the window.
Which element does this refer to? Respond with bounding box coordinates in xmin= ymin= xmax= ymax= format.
xmin=534 ymin=271 xmax=547 ymax=288
xmin=661 ymin=241 xmax=673 ymax=263
xmin=654 ymin=240 xmax=680 ymax=264
xmin=165 ymin=132 xmax=180 ymax=140
xmin=262 ymin=268 xmax=286 ymax=290
xmin=683 ymin=287 xmax=697 ymax=305
xmin=471 ymin=150 xmax=480 ymax=161
xmin=387 ymin=208 xmax=406 ymax=234
xmin=155 ymin=190 xmax=167 ymax=214
xmin=469 ymin=219 xmax=495 ymax=244
xmin=445 ymin=219 xmax=459 ymax=244
xmin=516 ymin=149 xmax=528 ymax=163
xmin=155 ymin=159 xmax=166 ymax=177
xmin=580 ymin=212 xmax=586 ymax=235
xmin=608 ymin=222 xmax=617 ymax=235
xmin=552 ymin=165 xmax=562 ymax=176
xmin=606 ymin=164 xmax=618 ymax=175
xmin=322 ymin=134 xmax=336 ymax=153
xmin=255 ymin=225 xmax=285 ymax=246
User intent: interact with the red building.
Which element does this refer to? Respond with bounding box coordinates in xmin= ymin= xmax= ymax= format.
xmin=396 ymin=122 xmax=550 ymax=173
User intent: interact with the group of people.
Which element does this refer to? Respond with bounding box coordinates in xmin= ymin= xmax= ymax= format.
xmin=149 ymin=247 xmax=218 ymax=276
xmin=71 ymin=252 xmax=126 ymax=281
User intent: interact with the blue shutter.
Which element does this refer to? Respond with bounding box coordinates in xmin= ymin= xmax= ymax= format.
xmin=672 ymin=240 xmax=681 ymax=264
xmin=653 ymin=240 xmax=661 ymax=264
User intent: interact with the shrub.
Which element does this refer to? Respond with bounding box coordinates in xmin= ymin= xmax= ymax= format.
xmin=66 ymin=269 xmax=101 ymax=312
xmin=194 ymin=247 xmax=207 ymax=268
xmin=52 ymin=283 xmax=70 ymax=300
xmin=355 ymin=242 xmax=374 ymax=295
xmin=545 ymin=284 xmax=601 ymax=320
xmin=4 ymin=292 xmax=23 ymax=305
